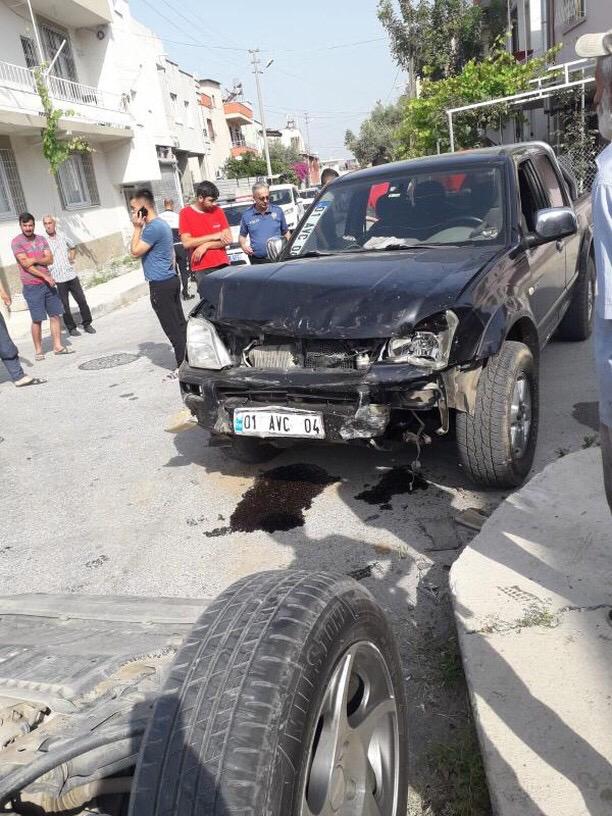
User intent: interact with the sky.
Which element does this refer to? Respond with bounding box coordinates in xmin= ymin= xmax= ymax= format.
xmin=129 ymin=0 xmax=405 ymax=161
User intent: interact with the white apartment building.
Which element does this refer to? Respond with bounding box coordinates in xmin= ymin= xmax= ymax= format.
xmin=199 ymin=79 xmax=233 ymax=180
xmin=0 ymin=0 xmax=212 ymax=294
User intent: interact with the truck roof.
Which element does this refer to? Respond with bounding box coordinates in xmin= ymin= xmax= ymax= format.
xmin=343 ymin=142 xmax=555 ymax=183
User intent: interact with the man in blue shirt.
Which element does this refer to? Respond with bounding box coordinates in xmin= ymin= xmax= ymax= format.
xmin=130 ymin=189 xmax=187 ymax=373
xmin=576 ymin=29 xmax=612 ymax=511
xmin=239 ymin=183 xmax=290 ymax=264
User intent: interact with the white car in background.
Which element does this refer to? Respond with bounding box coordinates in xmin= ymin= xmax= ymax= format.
xmin=299 ymin=186 xmax=320 ymax=211
xmin=269 ymin=184 xmax=304 ymax=230
xmin=220 ymin=198 xmax=252 ymax=266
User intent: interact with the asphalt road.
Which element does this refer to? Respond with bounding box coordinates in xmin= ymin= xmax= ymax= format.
xmin=0 ymin=293 xmax=600 ymax=813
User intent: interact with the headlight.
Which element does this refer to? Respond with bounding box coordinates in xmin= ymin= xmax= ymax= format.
xmin=186 ymin=317 xmax=232 ymax=370
xmin=386 ymin=310 xmax=459 ymax=370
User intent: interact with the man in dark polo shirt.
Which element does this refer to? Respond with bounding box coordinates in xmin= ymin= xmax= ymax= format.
xmin=239 ymin=183 xmax=290 ymax=264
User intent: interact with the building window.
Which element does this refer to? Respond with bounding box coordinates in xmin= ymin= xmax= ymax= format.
xmin=184 ymin=99 xmax=193 ymax=127
xmin=40 ymin=23 xmax=78 ymax=82
xmin=557 ymin=0 xmax=586 ymax=29
xmin=229 ymin=125 xmax=245 ymax=147
xmin=0 ymin=144 xmax=26 ymax=221
xmin=21 ymin=36 xmax=38 ymax=69
xmin=56 ymin=153 xmax=100 ymax=210
xmin=206 ymin=118 xmax=215 ymax=141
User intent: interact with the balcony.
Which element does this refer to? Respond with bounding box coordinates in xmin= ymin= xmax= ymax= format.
xmin=0 ymin=60 xmax=132 ymax=140
xmin=231 ymin=144 xmax=259 ymax=158
xmin=30 ymin=0 xmax=112 ymax=27
xmin=224 ymin=101 xmax=253 ymax=126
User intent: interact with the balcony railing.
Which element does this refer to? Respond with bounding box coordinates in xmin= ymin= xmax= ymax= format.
xmin=0 ymin=60 xmax=125 ymax=113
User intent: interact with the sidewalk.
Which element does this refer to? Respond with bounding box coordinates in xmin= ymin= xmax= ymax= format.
xmin=3 ymin=269 xmax=148 ymax=340
xmin=450 ymin=448 xmax=612 ymax=816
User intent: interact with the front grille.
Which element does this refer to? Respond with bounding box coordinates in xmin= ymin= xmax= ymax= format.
xmin=216 ymin=385 xmax=356 ymax=407
xmin=304 ymin=340 xmax=355 ymax=370
xmin=242 ymin=338 xmax=379 ymax=371
xmin=249 ymin=345 xmax=300 ymax=369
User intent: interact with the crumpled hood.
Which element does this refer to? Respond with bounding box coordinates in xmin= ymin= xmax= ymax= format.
xmin=200 ymin=246 xmax=498 ymax=338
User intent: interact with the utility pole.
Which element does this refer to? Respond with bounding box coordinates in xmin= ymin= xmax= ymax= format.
xmin=25 ymin=0 xmax=45 ymax=65
xmin=303 ymin=111 xmax=312 ymax=186
xmin=250 ymin=49 xmax=272 ymax=180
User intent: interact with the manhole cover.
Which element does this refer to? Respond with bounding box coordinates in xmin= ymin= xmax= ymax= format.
xmin=79 ymin=353 xmax=140 ymax=371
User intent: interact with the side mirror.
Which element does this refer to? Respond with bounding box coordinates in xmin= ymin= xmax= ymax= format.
xmin=266 ymin=237 xmax=286 ymax=261
xmin=526 ymin=207 xmax=577 ymax=247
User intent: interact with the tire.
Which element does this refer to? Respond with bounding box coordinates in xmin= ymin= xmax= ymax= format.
xmin=229 ymin=435 xmax=279 ymax=464
xmin=557 ymin=255 xmax=596 ymax=341
xmin=456 ymin=340 xmax=538 ymax=489
xmin=129 ymin=571 xmax=408 ymax=816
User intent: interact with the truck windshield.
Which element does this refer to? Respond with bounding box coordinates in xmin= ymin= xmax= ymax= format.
xmin=289 ymin=166 xmax=505 ymax=257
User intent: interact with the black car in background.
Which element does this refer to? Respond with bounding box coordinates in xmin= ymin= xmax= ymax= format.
xmin=180 ymin=143 xmax=593 ymax=488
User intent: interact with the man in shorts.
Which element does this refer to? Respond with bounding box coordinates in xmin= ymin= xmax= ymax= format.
xmin=11 ymin=212 xmax=72 ymax=359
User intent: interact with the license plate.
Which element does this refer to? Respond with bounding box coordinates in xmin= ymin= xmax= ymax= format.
xmin=233 ymin=407 xmax=325 ymax=439
xmin=229 ymin=252 xmax=245 ymax=264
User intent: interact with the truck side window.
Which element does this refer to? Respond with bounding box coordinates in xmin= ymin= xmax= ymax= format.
xmin=517 ymin=161 xmax=544 ymax=233
xmin=533 ymin=155 xmax=566 ymax=208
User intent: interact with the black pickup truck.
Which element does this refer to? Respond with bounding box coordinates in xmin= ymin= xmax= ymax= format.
xmin=180 ymin=143 xmax=593 ymax=488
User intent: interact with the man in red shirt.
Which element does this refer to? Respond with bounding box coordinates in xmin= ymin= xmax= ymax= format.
xmin=179 ymin=181 xmax=232 ymax=298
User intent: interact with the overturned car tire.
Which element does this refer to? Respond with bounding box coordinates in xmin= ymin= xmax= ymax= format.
xmin=129 ymin=570 xmax=408 ymax=816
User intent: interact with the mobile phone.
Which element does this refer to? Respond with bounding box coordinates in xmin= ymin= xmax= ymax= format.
xmin=138 ymin=206 xmax=148 ymax=218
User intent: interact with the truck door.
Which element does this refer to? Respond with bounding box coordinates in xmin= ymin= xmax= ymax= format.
xmin=517 ymin=159 xmax=566 ymax=339
xmin=532 ymin=152 xmax=578 ymax=288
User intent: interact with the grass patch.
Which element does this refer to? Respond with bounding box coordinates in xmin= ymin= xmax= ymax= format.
xmin=514 ymin=604 xmax=558 ymax=630
xmin=429 ymin=727 xmax=490 ymax=816
xmin=434 ymin=642 xmax=464 ymax=688
xmin=85 ymin=255 xmax=141 ymax=288
xmin=582 ymin=434 xmax=599 ymax=449
xmin=86 ymin=268 xmax=120 ymax=288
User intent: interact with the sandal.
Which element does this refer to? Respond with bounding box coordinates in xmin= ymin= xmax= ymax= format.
xmin=15 ymin=377 xmax=46 ymax=388
xmin=54 ymin=347 xmax=75 ymax=355
xmin=35 ymin=353 xmax=45 ymax=361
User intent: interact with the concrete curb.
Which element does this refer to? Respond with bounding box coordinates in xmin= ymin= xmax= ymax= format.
xmin=4 ymin=270 xmax=147 ymax=341
xmin=450 ymin=449 xmax=612 ymax=815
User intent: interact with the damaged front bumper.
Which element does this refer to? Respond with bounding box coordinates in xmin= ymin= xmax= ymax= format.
xmin=179 ymin=362 xmax=445 ymax=443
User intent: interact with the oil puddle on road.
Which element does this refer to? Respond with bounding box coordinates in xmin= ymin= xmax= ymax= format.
xmin=355 ymin=466 xmax=428 ymax=506
xmin=230 ymin=464 xmax=339 ymax=533
xmin=203 ymin=464 xmax=339 ymax=536
xmin=572 ymin=401 xmax=599 ymax=431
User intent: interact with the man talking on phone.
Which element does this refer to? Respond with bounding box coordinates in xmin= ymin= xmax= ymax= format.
xmin=130 ymin=189 xmax=186 ymax=376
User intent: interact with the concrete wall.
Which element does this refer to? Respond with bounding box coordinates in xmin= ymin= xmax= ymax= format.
xmin=0 ymin=135 xmax=129 ymax=293
xmin=551 ymin=0 xmax=610 ymax=65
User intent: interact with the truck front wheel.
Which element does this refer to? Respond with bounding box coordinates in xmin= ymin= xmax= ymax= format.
xmin=456 ymin=340 xmax=538 ymax=489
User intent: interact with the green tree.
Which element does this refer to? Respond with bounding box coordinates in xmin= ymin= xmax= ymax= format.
xmin=395 ymin=42 xmax=557 ymax=158
xmin=223 ymin=145 xmax=299 ymax=185
xmin=345 ymin=100 xmax=405 ymax=166
xmin=377 ymin=0 xmax=484 ymax=87
xmin=34 ymin=69 xmax=91 ymax=174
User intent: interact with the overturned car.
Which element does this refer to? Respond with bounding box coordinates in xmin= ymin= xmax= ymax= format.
xmin=180 ymin=143 xmax=593 ymax=488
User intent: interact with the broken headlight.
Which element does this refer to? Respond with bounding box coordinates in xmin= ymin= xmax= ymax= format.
xmin=386 ymin=310 xmax=459 ymax=370
xmin=186 ymin=317 xmax=232 ymax=370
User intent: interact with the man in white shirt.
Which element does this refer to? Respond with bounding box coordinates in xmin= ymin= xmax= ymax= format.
xmin=42 ymin=216 xmax=95 ymax=337
xmin=158 ymin=199 xmax=193 ymax=300
xmin=576 ymin=29 xmax=612 ymax=511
